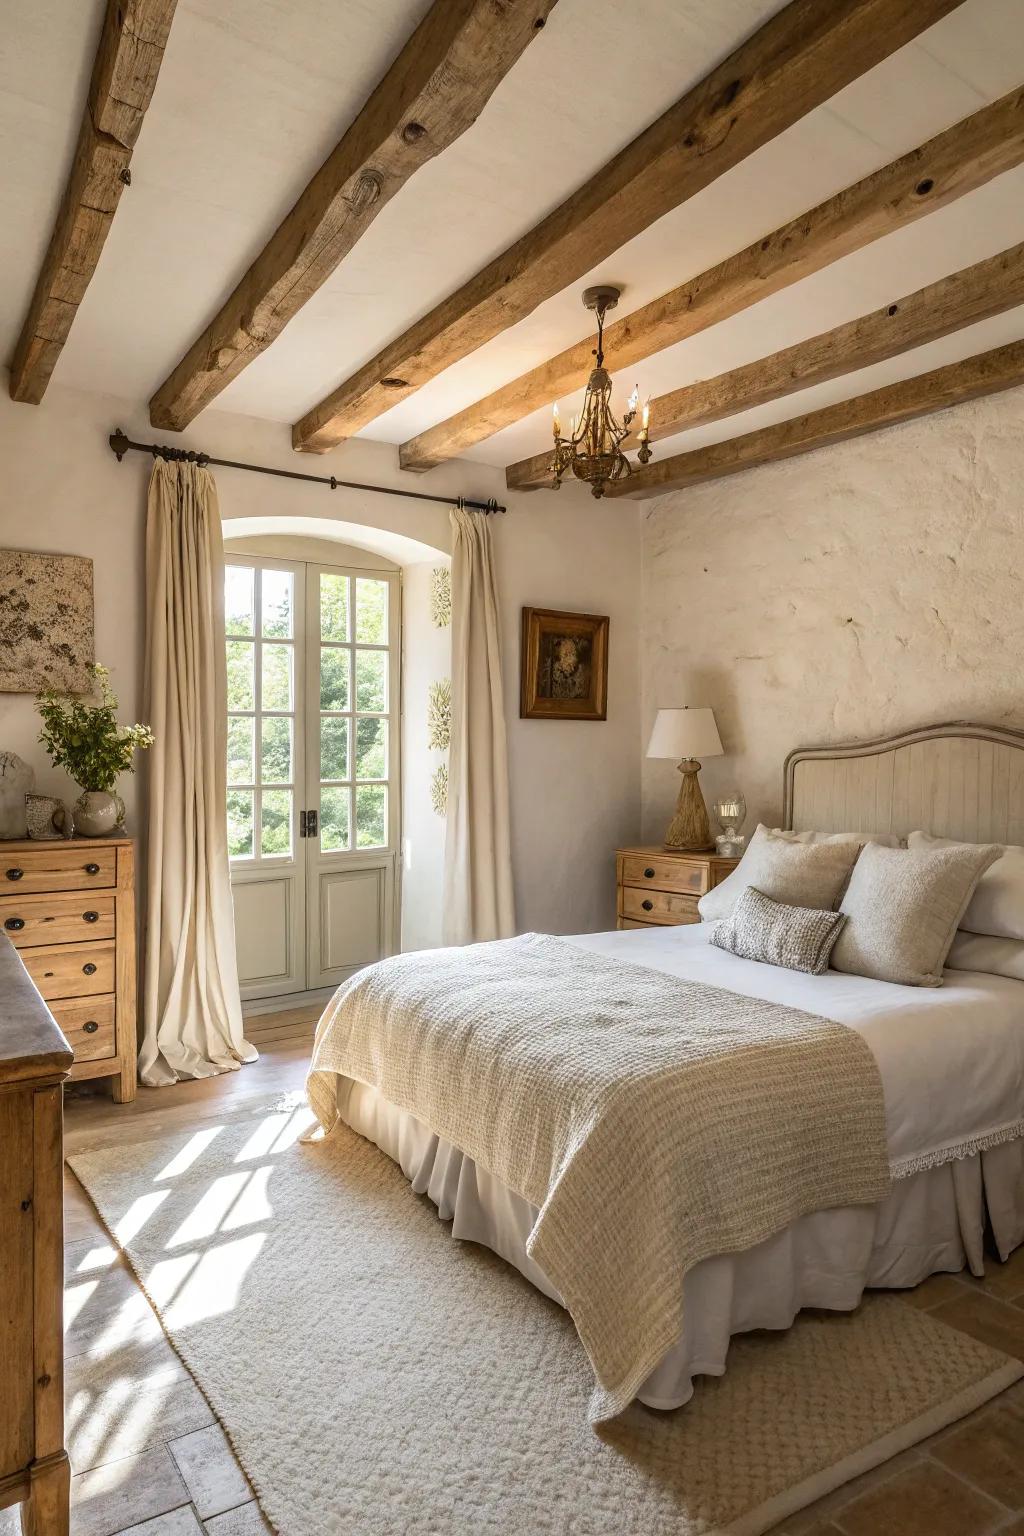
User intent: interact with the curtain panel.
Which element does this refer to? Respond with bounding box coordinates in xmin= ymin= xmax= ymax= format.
xmin=140 ymin=459 xmax=255 ymax=1085
xmin=443 ymin=507 xmax=516 ymax=944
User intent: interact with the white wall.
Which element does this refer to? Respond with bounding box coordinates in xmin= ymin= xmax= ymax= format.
xmin=640 ymin=385 xmax=1024 ymax=839
xmin=0 ymin=378 xmax=642 ymax=937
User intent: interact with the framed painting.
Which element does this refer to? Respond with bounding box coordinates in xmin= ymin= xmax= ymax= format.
xmin=520 ymin=607 xmax=609 ymax=721
xmin=0 ymin=549 xmax=95 ymax=693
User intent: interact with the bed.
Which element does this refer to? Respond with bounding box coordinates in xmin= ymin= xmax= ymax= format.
xmin=307 ymin=722 xmax=1024 ymax=1415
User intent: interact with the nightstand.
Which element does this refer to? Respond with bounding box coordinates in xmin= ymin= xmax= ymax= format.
xmin=616 ymin=846 xmax=739 ymax=929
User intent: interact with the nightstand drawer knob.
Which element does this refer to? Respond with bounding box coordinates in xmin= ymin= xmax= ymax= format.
xmin=82 ymin=963 xmax=97 ymax=975
xmin=82 ymin=1021 xmax=99 ymax=1034
xmin=84 ymin=863 xmax=101 ymax=876
xmin=642 ymin=899 xmax=654 ymax=912
xmin=4 ymin=917 xmax=24 ymax=930
xmin=6 ymin=867 xmax=23 ymax=881
xmin=643 ymin=867 xmax=655 ymax=879
xmin=82 ymin=910 xmax=99 ymax=923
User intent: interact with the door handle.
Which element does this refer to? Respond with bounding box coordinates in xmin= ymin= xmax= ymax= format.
xmin=306 ymin=808 xmax=318 ymax=839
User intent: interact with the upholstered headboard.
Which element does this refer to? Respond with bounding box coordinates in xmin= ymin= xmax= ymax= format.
xmin=783 ymin=722 xmax=1024 ymax=844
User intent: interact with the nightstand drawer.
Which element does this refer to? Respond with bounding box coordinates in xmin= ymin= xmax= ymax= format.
xmin=49 ymin=996 xmax=116 ymax=1063
xmin=621 ymin=886 xmax=700 ymax=924
xmin=0 ymin=890 xmax=116 ymax=947
xmin=19 ymin=939 xmax=116 ymax=1001
xmin=0 ymin=846 xmax=116 ymax=895
xmin=620 ymin=853 xmax=708 ymax=895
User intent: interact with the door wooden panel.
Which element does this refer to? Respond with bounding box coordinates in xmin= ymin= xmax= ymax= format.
xmin=314 ymin=865 xmax=388 ymax=981
xmin=232 ymin=878 xmax=295 ymax=991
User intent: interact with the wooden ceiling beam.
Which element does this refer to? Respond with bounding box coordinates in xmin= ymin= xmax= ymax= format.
xmin=149 ymin=0 xmax=558 ymax=432
xmin=9 ymin=0 xmax=179 ymax=405
xmin=415 ymin=85 xmax=1024 ymax=475
xmin=294 ymin=0 xmax=963 ymax=455
xmin=600 ymin=338 xmax=1024 ymax=499
xmin=506 ymin=239 xmax=1024 ymax=490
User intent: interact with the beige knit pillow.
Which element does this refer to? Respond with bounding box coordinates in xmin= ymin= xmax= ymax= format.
xmin=697 ymin=824 xmax=861 ymax=922
xmin=831 ymin=842 xmax=1002 ymax=987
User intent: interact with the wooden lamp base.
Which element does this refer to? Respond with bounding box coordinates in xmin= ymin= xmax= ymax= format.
xmin=663 ymin=758 xmax=714 ymax=852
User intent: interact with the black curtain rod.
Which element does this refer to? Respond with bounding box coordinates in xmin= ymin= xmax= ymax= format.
xmin=107 ymin=429 xmax=505 ymax=514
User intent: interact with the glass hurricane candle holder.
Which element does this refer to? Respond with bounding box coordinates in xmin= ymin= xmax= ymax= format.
xmin=713 ymin=791 xmax=747 ymax=858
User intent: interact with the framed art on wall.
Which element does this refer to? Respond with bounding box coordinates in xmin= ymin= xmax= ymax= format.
xmin=520 ymin=606 xmax=609 ymax=721
xmin=0 ymin=549 xmax=95 ymax=693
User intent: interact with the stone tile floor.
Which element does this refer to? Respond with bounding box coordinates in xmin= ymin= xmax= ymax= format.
xmin=3 ymin=1020 xmax=1022 ymax=1536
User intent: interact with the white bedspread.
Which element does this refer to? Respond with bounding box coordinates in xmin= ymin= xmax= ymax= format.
xmin=569 ymin=925 xmax=1024 ymax=1175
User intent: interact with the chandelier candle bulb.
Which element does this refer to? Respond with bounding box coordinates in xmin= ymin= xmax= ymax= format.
xmin=553 ymin=402 xmax=561 ymax=438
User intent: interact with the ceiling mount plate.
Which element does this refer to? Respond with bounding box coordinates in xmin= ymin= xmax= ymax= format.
xmin=582 ymin=285 xmax=621 ymax=316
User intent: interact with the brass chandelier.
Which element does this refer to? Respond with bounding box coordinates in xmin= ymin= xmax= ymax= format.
xmin=551 ymin=286 xmax=652 ymax=498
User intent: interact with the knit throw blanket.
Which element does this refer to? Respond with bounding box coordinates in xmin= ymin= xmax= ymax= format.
xmin=306 ymin=934 xmax=891 ymax=1422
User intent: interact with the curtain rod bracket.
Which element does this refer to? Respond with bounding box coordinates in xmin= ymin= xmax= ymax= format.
xmin=107 ymin=428 xmax=506 ymax=514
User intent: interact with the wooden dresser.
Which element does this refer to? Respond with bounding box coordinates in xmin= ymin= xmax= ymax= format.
xmin=616 ymin=846 xmax=739 ymax=928
xmin=0 ymin=933 xmax=73 ymax=1535
xmin=0 ymin=839 xmax=136 ymax=1102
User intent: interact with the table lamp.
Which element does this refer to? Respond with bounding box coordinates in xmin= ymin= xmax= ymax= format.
xmin=646 ymin=707 xmax=723 ymax=851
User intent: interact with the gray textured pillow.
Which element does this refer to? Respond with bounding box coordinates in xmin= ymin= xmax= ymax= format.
xmin=831 ymin=842 xmax=1002 ymax=987
xmin=697 ymin=824 xmax=861 ymax=922
xmin=711 ymin=887 xmax=847 ymax=975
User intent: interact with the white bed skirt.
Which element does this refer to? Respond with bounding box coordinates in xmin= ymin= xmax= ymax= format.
xmin=337 ymin=1077 xmax=1024 ymax=1411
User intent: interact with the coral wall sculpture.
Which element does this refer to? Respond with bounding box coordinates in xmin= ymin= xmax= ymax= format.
xmin=429 ymin=565 xmax=452 ymax=629
xmin=427 ymin=678 xmax=452 ymax=752
xmin=429 ymin=762 xmax=448 ymax=817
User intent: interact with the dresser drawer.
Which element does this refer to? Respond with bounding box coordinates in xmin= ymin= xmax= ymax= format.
xmin=620 ymin=886 xmax=701 ymax=924
xmin=49 ymin=995 xmax=116 ymax=1063
xmin=1 ymin=846 xmax=116 ymax=896
xmin=620 ymin=853 xmax=708 ymax=895
xmin=0 ymin=890 xmax=115 ymax=948
xmin=19 ymin=939 xmax=116 ymax=1001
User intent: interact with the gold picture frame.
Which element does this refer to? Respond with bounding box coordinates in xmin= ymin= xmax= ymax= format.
xmin=520 ymin=607 xmax=609 ymax=721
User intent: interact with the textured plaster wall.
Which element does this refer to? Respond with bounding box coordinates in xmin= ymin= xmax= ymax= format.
xmin=641 ymin=384 xmax=1024 ymax=840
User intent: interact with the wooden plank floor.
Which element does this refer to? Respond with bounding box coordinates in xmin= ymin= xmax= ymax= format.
xmin=3 ymin=1001 xmax=1023 ymax=1536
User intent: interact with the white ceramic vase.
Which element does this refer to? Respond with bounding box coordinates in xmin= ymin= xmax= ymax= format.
xmin=73 ymin=790 xmax=125 ymax=838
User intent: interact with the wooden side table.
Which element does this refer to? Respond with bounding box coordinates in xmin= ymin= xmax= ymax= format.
xmin=616 ymin=846 xmax=739 ymax=929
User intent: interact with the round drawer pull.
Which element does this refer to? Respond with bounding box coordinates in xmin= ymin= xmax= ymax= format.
xmin=641 ymin=899 xmax=654 ymax=912
xmin=643 ymin=867 xmax=655 ymax=879
xmin=82 ymin=962 xmax=97 ymax=975
xmin=84 ymin=863 xmax=101 ymax=876
xmin=82 ymin=910 xmax=99 ymax=923
xmin=5 ymin=867 xmax=24 ymax=881
xmin=82 ymin=1021 xmax=99 ymax=1035
xmin=4 ymin=917 xmax=25 ymax=931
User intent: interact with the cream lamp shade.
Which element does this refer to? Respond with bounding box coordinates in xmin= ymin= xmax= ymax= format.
xmin=646 ymin=707 xmax=723 ymax=852
xmin=646 ymin=707 xmax=723 ymax=762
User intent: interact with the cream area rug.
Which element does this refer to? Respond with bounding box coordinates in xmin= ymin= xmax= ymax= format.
xmin=70 ymin=1106 xmax=1023 ymax=1536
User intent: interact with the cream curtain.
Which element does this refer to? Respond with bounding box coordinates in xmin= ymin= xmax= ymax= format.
xmin=442 ymin=506 xmax=516 ymax=944
xmin=140 ymin=460 xmax=256 ymax=1086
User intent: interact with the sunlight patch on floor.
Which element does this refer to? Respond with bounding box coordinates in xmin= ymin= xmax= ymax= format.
xmin=155 ymin=1125 xmax=224 ymax=1181
xmin=163 ymin=1232 xmax=267 ymax=1327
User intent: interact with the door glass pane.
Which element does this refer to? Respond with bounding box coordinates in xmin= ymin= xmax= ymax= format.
xmin=320 ymin=717 xmax=349 ymax=782
xmin=355 ymin=649 xmax=387 ymax=712
xmin=225 ymin=566 xmax=254 ymax=636
xmin=320 ymin=574 xmax=350 ymax=642
xmin=320 ymin=647 xmax=349 ymax=710
xmin=227 ymin=789 xmax=254 ymax=858
xmin=355 ymin=578 xmax=387 ymax=645
xmin=355 ymin=784 xmax=387 ymax=848
xmin=320 ymin=787 xmax=350 ymax=852
xmin=261 ymin=789 xmax=292 ymax=856
xmin=227 ymin=717 xmax=254 ymax=783
xmin=262 ymin=569 xmax=293 ymax=639
xmin=354 ymin=717 xmax=386 ymax=780
xmin=226 ymin=641 xmax=254 ymax=710
xmin=262 ymin=644 xmax=293 ymax=711
xmin=261 ymin=717 xmax=292 ymax=784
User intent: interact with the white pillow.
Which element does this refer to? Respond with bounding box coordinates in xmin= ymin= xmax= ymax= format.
xmin=767 ymin=827 xmax=901 ymax=847
xmin=831 ymin=842 xmax=1001 ymax=987
xmin=945 ymin=931 xmax=1024 ymax=981
xmin=908 ymin=832 xmax=1024 ymax=941
xmin=697 ymin=824 xmax=861 ymax=922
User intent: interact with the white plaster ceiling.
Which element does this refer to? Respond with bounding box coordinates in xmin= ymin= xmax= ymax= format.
xmin=3 ymin=0 xmax=1024 ymax=475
